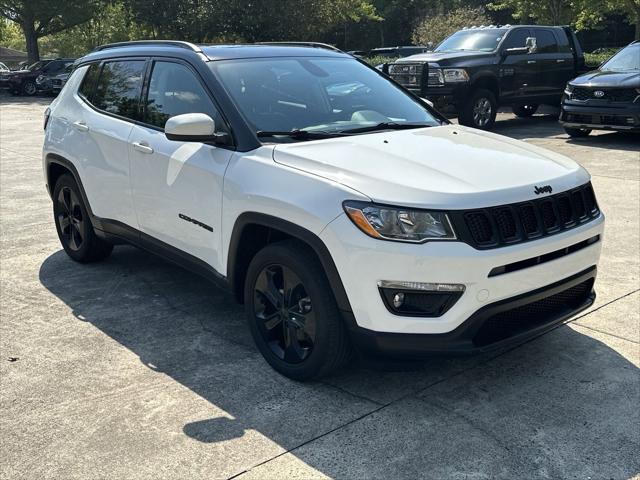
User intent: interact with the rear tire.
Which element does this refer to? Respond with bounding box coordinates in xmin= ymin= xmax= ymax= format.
xmin=458 ymin=89 xmax=497 ymax=130
xmin=244 ymin=239 xmax=351 ymax=380
xmin=512 ymin=104 xmax=538 ymax=117
xmin=53 ymin=174 xmax=113 ymax=262
xmin=564 ymin=126 xmax=592 ymax=138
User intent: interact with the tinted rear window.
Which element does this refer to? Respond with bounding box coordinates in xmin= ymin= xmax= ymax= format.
xmin=93 ymin=60 xmax=145 ymax=120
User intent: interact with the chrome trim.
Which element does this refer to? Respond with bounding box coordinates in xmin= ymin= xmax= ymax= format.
xmin=377 ymin=281 xmax=466 ymax=292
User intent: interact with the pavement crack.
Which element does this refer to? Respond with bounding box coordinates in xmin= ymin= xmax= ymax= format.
xmin=317 ymin=380 xmax=384 ymax=407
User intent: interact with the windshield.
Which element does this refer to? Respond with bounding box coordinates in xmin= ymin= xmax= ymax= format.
xmin=436 ymin=29 xmax=507 ymax=52
xmin=211 ymin=57 xmax=441 ymax=140
xmin=601 ymin=45 xmax=640 ymax=71
xmin=26 ymin=61 xmax=45 ymax=71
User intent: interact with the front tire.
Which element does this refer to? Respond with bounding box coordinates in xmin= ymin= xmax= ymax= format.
xmin=512 ymin=104 xmax=538 ymax=117
xmin=564 ymin=126 xmax=592 ymax=138
xmin=244 ymin=240 xmax=351 ymax=380
xmin=458 ymin=89 xmax=497 ymax=130
xmin=53 ymin=174 xmax=113 ymax=262
xmin=22 ymin=80 xmax=37 ymax=96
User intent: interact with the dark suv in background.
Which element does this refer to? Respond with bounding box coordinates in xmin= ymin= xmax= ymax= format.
xmin=7 ymin=58 xmax=75 ymax=96
xmin=560 ymin=41 xmax=640 ymax=136
xmin=386 ymin=25 xmax=586 ymax=130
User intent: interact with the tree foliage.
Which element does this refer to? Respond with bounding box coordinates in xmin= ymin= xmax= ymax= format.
xmin=0 ymin=0 xmax=101 ymax=61
xmin=488 ymin=0 xmax=639 ymax=39
xmin=412 ymin=6 xmax=491 ymax=45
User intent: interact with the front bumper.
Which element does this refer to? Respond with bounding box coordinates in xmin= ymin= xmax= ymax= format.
xmin=349 ymin=266 xmax=596 ymax=356
xmin=320 ymin=211 xmax=604 ymax=339
xmin=560 ymin=99 xmax=640 ymax=132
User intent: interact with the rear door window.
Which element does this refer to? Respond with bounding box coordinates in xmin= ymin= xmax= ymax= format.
xmin=79 ymin=63 xmax=100 ymax=100
xmin=93 ymin=60 xmax=146 ymax=120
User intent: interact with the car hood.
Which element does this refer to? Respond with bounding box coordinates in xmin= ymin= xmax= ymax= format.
xmin=396 ymin=50 xmax=492 ymax=65
xmin=570 ymin=69 xmax=640 ymax=88
xmin=272 ymin=125 xmax=589 ymax=209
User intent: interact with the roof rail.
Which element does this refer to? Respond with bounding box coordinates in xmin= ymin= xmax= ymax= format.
xmin=255 ymin=41 xmax=343 ymax=53
xmin=94 ymin=40 xmax=203 ymax=53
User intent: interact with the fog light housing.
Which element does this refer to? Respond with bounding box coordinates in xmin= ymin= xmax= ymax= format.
xmin=378 ymin=281 xmax=465 ymax=317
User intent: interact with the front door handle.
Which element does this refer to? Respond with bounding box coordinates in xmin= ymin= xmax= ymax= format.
xmin=132 ymin=141 xmax=154 ymax=154
xmin=556 ymin=59 xmax=566 ymax=63
xmin=527 ymin=60 xmax=537 ymax=64
xmin=72 ymin=121 xmax=89 ymax=132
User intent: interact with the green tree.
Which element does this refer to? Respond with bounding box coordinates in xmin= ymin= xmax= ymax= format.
xmin=0 ymin=0 xmax=101 ymax=62
xmin=412 ymin=6 xmax=491 ymax=46
xmin=488 ymin=0 xmax=640 ymax=39
xmin=44 ymin=2 xmax=149 ymax=57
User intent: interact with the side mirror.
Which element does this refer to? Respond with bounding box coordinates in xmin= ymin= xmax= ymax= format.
xmin=421 ymin=97 xmax=434 ymax=108
xmin=525 ymin=37 xmax=537 ymax=54
xmin=165 ymin=113 xmax=229 ymax=144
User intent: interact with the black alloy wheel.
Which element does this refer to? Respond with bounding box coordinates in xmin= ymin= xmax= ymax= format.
xmin=56 ymin=186 xmax=85 ymax=251
xmin=253 ymin=264 xmax=316 ymax=364
xmin=245 ymin=240 xmax=351 ymax=380
xmin=52 ymin=174 xmax=113 ymax=262
xmin=22 ymin=80 xmax=37 ymax=96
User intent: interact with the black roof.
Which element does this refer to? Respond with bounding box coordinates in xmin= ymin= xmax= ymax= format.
xmin=79 ymin=41 xmax=350 ymax=65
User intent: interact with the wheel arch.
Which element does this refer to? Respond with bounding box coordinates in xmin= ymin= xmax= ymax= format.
xmin=470 ymin=73 xmax=500 ymax=100
xmin=45 ymin=154 xmax=98 ymax=222
xmin=227 ymin=212 xmax=353 ymax=314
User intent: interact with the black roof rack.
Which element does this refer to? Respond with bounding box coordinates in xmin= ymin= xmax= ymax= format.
xmin=94 ymin=40 xmax=202 ymax=53
xmin=255 ymin=41 xmax=343 ymax=53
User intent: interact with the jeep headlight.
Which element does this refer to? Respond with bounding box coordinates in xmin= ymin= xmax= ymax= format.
xmin=343 ymin=201 xmax=456 ymax=243
xmin=443 ymin=68 xmax=469 ymax=83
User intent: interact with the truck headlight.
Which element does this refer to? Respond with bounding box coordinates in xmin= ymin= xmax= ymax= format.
xmin=343 ymin=201 xmax=456 ymax=243
xmin=443 ymin=68 xmax=469 ymax=83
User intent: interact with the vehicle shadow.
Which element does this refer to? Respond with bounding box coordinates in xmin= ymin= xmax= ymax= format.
xmin=38 ymin=246 xmax=640 ymax=478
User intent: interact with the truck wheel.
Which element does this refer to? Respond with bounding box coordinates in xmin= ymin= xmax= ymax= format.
xmin=459 ymin=89 xmax=497 ymax=130
xmin=244 ymin=239 xmax=351 ymax=380
xmin=512 ymin=104 xmax=538 ymax=117
xmin=22 ymin=81 xmax=37 ymax=96
xmin=53 ymin=174 xmax=113 ymax=262
xmin=564 ymin=127 xmax=591 ymax=138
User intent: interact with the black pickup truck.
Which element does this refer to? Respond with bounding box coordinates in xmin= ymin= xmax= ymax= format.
xmin=386 ymin=25 xmax=586 ymax=130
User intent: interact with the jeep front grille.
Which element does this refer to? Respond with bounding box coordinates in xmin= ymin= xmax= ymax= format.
xmin=450 ymin=183 xmax=600 ymax=249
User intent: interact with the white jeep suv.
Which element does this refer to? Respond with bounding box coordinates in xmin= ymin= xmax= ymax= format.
xmin=43 ymin=41 xmax=604 ymax=380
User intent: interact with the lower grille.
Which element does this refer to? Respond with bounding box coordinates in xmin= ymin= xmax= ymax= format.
xmin=473 ymin=278 xmax=594 ymax=347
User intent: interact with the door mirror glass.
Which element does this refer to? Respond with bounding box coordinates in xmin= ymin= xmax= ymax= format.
xmin=165 ymin=113 xmax=215 ymax=141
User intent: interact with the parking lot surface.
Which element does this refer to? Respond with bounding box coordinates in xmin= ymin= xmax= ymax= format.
xmin=1 ymin=97 xmax=639 ymax=479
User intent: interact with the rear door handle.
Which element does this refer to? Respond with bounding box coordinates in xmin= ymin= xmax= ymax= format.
xmin=527 ymin=60 xmax=536 ymax=64
xmin=556 ymin=59 xmax=566 ymax=63
xmin=72 ymin=121 xmax=89 ymax=132
xmin=132 ymin=141 xmax=154 ymax=154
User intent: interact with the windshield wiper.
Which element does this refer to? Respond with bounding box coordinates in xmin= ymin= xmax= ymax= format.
xmin=338 ymin=122 xmax=433 ymax=134
xmin=256 ymin=129 xmax=347 ymax=139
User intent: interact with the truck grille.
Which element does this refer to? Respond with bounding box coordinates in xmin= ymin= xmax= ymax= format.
xmin=571 ymin=87 xmax=638 ymax=103
xmin=473 ymin=278 xmax=594 ymax=347
xmin=451 ymin=183 xmax=599 ymax=249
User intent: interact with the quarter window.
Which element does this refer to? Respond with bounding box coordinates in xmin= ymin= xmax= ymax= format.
xmin=79 ymin=63 xmax=100 ymax=100
xmin=144 ymin=61 xmax=224 ymax=130
xmin=93 ymin=60 xmax=145 ymax=120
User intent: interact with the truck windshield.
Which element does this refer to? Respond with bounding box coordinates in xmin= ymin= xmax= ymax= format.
xmin=601 ymin=45 xmax=640 ymax=71
xmin=211 ymin=57 xmax=441 ymax=140
xmin=436 ymin=29 xmax=507 ymax=53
